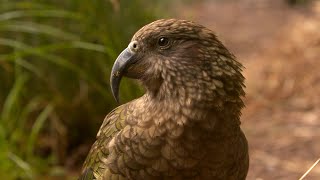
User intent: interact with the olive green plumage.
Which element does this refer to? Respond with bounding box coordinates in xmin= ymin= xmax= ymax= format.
xmin=79 ymin=19 xmax=249 ymax=180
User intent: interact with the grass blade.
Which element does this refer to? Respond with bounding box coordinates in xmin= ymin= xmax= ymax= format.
xmin=0 ymin=38 xmax=111 ymax=99
xmin=7 ymin=151 xmax=33 ymax=179
xmin=26 ymin=104 xmax=54 ymax=159
xmin=0 ymin=10 xmax=82 ymax=21
xmin=299 ymin=158 xmax=320 ymax=180
xmin=0 ymin=72 xmax=27 ymax=127
xmin=0 ymin=21 xmax=79 ymax=40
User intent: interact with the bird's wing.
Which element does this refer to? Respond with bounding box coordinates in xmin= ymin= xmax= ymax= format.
xmin=79 ymin=104 xmax=128 ymax=180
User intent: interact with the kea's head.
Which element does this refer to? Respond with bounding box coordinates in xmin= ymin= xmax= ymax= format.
xmin=111 ymin=19 xmax=245 ymax=107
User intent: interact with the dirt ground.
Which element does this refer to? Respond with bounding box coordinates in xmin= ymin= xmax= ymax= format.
xmin=177 ymin=0 xmax=320 ymax=179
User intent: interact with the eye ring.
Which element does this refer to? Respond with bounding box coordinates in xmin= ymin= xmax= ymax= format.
xmin=157 ymin=37 xmax=170 ymax=48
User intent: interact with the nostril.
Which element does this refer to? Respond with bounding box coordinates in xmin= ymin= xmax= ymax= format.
xmin=129 ymin=41 xmax=138 ymax=51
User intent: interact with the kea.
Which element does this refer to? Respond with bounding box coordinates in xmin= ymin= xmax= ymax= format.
xmin=79 ymin=19 xmax=249 ymax=180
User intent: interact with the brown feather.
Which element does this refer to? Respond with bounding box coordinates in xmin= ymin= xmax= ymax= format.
xmin=80 ymin=19 xmax=249 ymax=180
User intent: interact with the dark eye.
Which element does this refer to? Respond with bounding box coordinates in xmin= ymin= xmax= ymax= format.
xmin=158 ymin=37 xmax=169 ymax=47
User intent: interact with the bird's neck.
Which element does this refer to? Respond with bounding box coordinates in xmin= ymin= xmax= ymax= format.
xmin=141 ymin=86 xmax=242 ymax=125
xmin=139 ymin=72 xmax=245 ymax=133
xmin=131 ymin=92 xmax=242 ymax=145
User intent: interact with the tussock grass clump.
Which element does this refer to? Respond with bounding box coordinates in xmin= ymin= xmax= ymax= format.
xmin=0 ymin=0 xmax=165 ymax=178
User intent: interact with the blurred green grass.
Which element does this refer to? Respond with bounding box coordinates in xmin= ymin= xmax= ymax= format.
xmin=0 ymin=0 xmax=167 ymax=179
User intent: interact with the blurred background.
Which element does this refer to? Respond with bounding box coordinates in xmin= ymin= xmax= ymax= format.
xmin=0 ymin=0 xmax=319 ymax=179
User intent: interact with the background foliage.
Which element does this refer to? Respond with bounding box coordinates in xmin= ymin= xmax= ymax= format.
xmin=0 ymin=0 xmax=165 ymax=179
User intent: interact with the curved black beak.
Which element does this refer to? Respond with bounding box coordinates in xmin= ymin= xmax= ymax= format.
xmin=110 ymin=47 xmax=136 ymax=103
